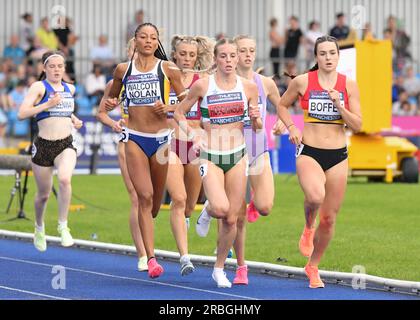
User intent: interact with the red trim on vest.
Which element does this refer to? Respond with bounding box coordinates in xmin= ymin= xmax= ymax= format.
xmin=300 ymin=70 xmax=349 ymax=110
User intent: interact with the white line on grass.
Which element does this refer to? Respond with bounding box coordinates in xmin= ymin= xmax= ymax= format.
xmin=0 ymin=256 xmax=259 ymax=300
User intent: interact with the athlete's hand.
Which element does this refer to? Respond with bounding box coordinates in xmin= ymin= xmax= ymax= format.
xmin=105 ymin=97 xmax=118 ymax=111
xmin=288 ymin=125 xmax=302 ymax=145
xmin=153 ymin=100 xmax=168 ymax=117
xmin=327 ymin=88 xmax=341 ymax=108
xmin=249 ymin=104 xmax=261 ymax=119
xmin=272 ymin=119 xmax=287 ymax=135
xmin=192 ymin=133 xmax=206 ymax=153
xmin=47 ymin=93 xmax=62 ymax=108
xmin=112 ymin=118 xmax=126 ymax=133
xmin=72 ymin=116 xmax=83 ymax=130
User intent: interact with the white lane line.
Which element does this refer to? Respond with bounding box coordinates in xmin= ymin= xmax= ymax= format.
xmin=0 ymin=285 xmax=70 ymax=300
xmin=0 ymin=256 xmax=259 ymax=300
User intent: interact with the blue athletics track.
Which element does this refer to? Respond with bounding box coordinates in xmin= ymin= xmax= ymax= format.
xmin=0 ymin=237 xmax=418 ymax=301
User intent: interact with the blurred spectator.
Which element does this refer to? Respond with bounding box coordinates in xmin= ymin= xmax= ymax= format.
xmin=304 ymin=21 xmax=323 ymax=68
xmin=387 ymin=15 xmax=411 ymax=73
xmin=362 ymin=22 xmax=375 ymax=40
xmin=54 ymin=17 xmax=78 ymax=80
xmin=215 ymin=32 xmax=226 ymax=41
xmin=90 ymin=35 xmax=115 ymax=78
xmin=284 ymin=16 xmax=303 ymax=62
xmin=329 ymin=13 xmax=349 ymax=40
xmin=7 ymin=80 xmax=28 ymax=136
xmin=403 ymin=65 xmax=420 ymax=104
xmin=127 ymin=9 xmax=144 ymax=42
xmin=392 ymin=90 xmax=409 ymax=114
xmin=36 ymin=17 xmax=59 ymax=50
xmin=19 ymin=13 xmax=35 ymax=52
xmin=0 ymin=107 xmax=6 ymax=147
xmin=394 ymin=100 xmax=417 ymax=116
xmin=0 ymin=79 xmax=8 ymax=147
xmin=3 ymin=35 xmax=26 ymax=66
xmin=392 ymin=73 xmax=405 ymax=103
xmin=85 ymin=64 xmax=106 ymax=108
xmin=269 ymin=17 xmax=284 ymax=76
xmin=27 ymin=36 xmax=49 ymax=65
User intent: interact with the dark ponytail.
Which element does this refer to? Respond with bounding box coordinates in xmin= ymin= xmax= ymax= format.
xmin=134 ymin=22 xmax=169 ymax=61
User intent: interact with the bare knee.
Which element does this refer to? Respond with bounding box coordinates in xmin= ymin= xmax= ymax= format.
xmin=209 ymin=201 xmax=229 ymax=219
xmin=319 ymin=214 xmax=337 ymax=231
xmin=36 ymin=192 xmax=50 ymax=204
xmin=236 ymin=214 xmax=246 ymax=229
xmin=305 ymin=192 xmax=325 ymax=210
xmin=58 ymin=176 xmax=71 ymax=189
xmin=171 ymin=193 xmax=187 ymax=212
xmin=138 ymin=191 xmax=153 ymax=210
xmin=256 ymin=200 xmax=273 ymax=217
xmin=224 ymin=214 xmax=238 ymax=229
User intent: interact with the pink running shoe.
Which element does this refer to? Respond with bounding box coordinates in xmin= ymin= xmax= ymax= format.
xmin=246 ymin=199 xmax=260 ymax=223
xmin=233 ymin=265 xmax=249 ymax=285
xmin=147 ymin=257 xmax=164 ymax=279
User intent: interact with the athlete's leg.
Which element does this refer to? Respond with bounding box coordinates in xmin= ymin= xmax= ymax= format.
xmin=184 ymin=162 xmax=202 ymax=218
xmin=249 ymin=153 xmax=274 ymax=216
xmin=233 ymin=199 xmax=247 ymax=266
xmin=32 ymin=163 xmax=54 ymax=227
xmin=118 ymin=142 xmax=146 ymax=259
xmin=54 ymin=148 xmax=77 ymax=224
xmin=296 ymin=156 xmax=326 ymax=229
xmin=150 ymin=144 xmax=170 ymax=218
xmin=215 ymin=157 xmax=248 ymax=268
xmin=201 ymin=160 xmax=230 ymax=219
xmin=166 ymin=151 xmax=188 ymax=257
xmin=309 ymin=159 xmax=348 ymax=267
xmin=125 ymin=140 xmax=155 ymax=259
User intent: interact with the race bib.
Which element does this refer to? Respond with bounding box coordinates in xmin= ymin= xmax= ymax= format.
xmin=125 ymin=74 xmax=161 ymax=106
xmin=207 ymin=92 xmax=245 ymax=124
xmin=296 ymin=144 xmax=304 ymax=158
xmin=47 ymin=92 xmax=74 ymax=116
xmin=199 ymin=163 xmax=208 ymax=178
xmin=119 ymin=127 xmax=129 ymax=143
xmin=308 ymin=91 xmax=344 ymax=122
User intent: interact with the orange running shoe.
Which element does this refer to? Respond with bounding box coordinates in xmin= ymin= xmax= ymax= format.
xmin=299 ymin=226 xmax=315 ymax=257
xmin=304 ymin=264 xmax=325 ymax=288
xmin=148 ymin=257 xmax=164 ymax=279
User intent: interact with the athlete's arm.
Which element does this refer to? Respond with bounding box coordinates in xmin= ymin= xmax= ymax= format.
xmin=71 ymin=113 xmax=83 ymax=130
xmin=105 ymin=63 xmax=126 ymax=111
xmin=331 ymin=78 xmax=362 ymax=133
xmin=18 ymin=81 xmax=61 ymax=120
xmin=152 ymin=61 xmax=187 ymax=116
xmin=245 ymin=80 xmax=262 ymax=131
xmin=276 ymin=75 xmax=304 ymax=145
xmin=97 ymin=80 xmax=124 ymax=132
xmin=263 ymin=76 xmax=286 ymax=135
xmin=174 ymin=79 xmax=206 ymax=139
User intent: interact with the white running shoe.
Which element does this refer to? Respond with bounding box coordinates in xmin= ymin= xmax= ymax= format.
xmin=196 ymin=200 xmax=212 ymax=237
xmin=34 ymin=229 xmax=47 ymax=252
xmin=138 ymin=256 xmax=148 ymax=271
xmin=212 ymin=269 xmax=232 ymax=288
xmin=58 ymin=226 xmax=74 ymax=247
xmin=180 ymin=255 xmax=195 ymax=276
